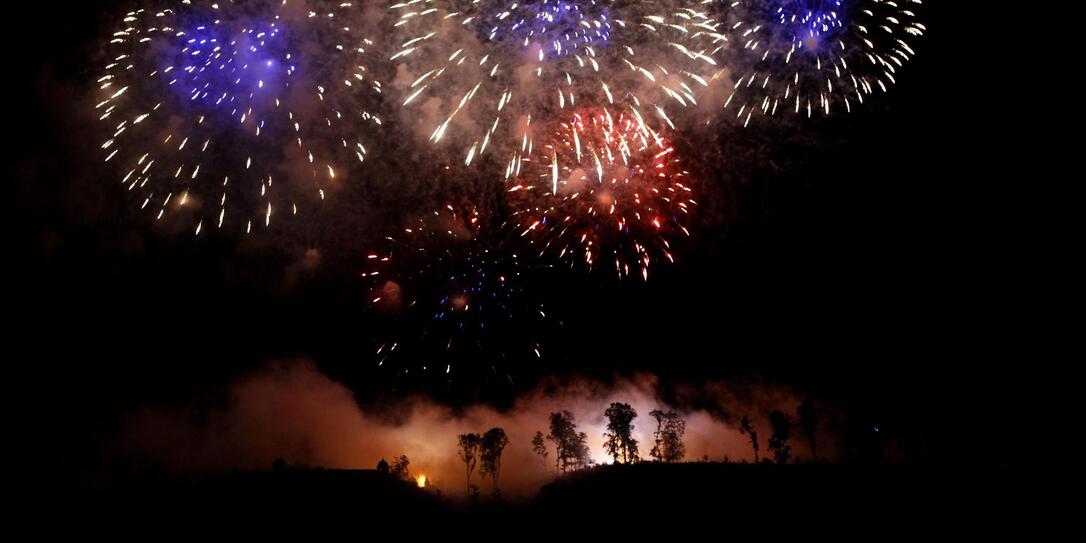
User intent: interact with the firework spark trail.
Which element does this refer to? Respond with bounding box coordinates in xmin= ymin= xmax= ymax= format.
xmin=364 ymin=204 xmax=551 ymax=381
xmin=96 ymin=0 xmax=384 ymax=235
xmin=506 ymin=106 xmax=696 ymax=281
xmin=718 ymin=0 xmax=925 ymax=125
xmin=389 ymin=0 xmax=727 ymax=168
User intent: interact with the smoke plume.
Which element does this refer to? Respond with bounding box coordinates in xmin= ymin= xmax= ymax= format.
xmin=116 ymin=359 xmax=839 ymax=497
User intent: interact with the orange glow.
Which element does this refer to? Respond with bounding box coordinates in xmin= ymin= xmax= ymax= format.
xmin=450 ymin=295 xmax=469 ymax=311
xmin=415 ymin=474 xmax=427 ymax=488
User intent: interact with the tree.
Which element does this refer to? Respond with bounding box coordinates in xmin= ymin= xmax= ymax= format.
xmin=649 ymin=409 xmax=686 ymax=463
xmin=390 ymin=455 xmax=411 ymax=480
xmin=457 ymin=433 xmax=482 ymax=492
xmin=571 ymin=431 xmax=592 ymax=470
xmin=797 ymin=399 xmax=819 ymax=461
xmin=768 ymin=410 xmax=792 ymax=464
xmin=547 ymin=411 xmax=591 ymax=473
xmin=603 ymin=402 xmax=640 ymax=464
xmin=738 ymin=415 xmax=760 ymax=463
xmin=531 ymin=431 xmax=548 ymax=462
xmin=479 ymin=427 xmax=510 ymax=493
xmin=547 ymin=411 xmax=574 ymax=473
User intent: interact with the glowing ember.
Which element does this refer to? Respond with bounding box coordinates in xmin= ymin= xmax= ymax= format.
xmin=415 ymin=474 xmax=427 ymax=488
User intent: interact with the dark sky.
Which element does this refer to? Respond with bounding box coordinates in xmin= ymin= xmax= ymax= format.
xmin=10 ymin=2 xmax=1028 ymax=472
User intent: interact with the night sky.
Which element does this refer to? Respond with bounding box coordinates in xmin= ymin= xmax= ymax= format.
xmin=10 ymin=1 xmax=1027 ymax=485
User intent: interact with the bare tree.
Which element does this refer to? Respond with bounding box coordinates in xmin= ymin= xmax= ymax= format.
xmin=797 ymin=399 xmax=819 ymax=461
xmin=480 ymin=427 xmax=510 ymax=493
xmin=458 ymin=433 xmax=482 ymax=492
xmin=738 ymin=415 xmax=760 ymax=463
xmin=603 ymin=402 xmax=640 ymax=464
xmin=768 ymin=410 xmax=792 ymax=464
xmin=649 ymin=409 xmax=686 ymax=463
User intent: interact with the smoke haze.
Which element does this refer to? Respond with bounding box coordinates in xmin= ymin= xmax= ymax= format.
xmin=116 ymin=359 xmax=838 ymax=496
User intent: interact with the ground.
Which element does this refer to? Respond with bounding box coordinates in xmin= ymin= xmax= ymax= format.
xmin=49 ymin=461 xmax=1031 ymax=537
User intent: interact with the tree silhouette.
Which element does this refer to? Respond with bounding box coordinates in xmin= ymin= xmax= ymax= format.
xmin=390 ymin=455 xmax=411 ymax=480
xmin=531 ymin=431 xmax=548 ymax=462
xmin=649 ymin=409 xmax=686 ymax=463
xmin=768 ymin=410 xmax=792 ymax=464
xmin=571 ymin=431 xmax=592 ymax=470
xmin=480 ymin=427 xmax=510 ymax=493
xmin=797 ymin=399 xmax=819 ymax=461
xmin=457 ymin=433 xmax=482 ymax=492
xmin=603 ymin=402 xmax=640 ymax=464
xmin=738 ymin=415 xmax=760 ymax=463
xmin=547 ymin=411 xmax=573 ymax=473
xmin=376 ymin=458 xmax=390 ymax=475
xmin=547 ymin=411 xmax=590 ymax=473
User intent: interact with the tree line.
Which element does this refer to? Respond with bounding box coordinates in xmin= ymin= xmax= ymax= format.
xmin=448 ymin=399 xmax=821 ymax=495
xmin=456 ymin=427 xmax=509 ymax=497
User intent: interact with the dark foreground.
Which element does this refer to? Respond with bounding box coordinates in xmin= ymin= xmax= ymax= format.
xmin=45 ymin=462 xmax=1032 ymax=537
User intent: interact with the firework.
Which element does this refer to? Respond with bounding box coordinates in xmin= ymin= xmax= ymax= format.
xmin=364 ymin=204 xmax=551 ymax=381
xmin=719 ymin=0 xmax=925 ymax=125
xmin=506 ymin=106 xmax=696 ymax=281
xmin=95 ymin=0 xmax=384 ymax=235
xmin=389 ymin=0 xmax=726 ymax=167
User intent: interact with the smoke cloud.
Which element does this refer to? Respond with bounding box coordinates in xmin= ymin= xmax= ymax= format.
xmin=115 ymin=359 xmax=839 ymax=497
